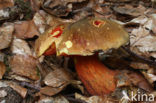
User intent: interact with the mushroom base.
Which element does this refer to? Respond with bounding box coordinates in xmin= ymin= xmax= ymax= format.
xmin=74 ymin=55 xmax=117 ymax=96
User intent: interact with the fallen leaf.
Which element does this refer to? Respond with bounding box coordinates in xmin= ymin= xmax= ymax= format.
xmin=75 ymin=93 xmax=111 ymax=103
xmin=7 ymin=82 xmax=27 ymax=98
xmin=0 ymin=24 xmax=14 ymax=50
xmin=5 ymin=74 xmax=32 ymax=83
xmin=0 ymin=62 xmax=6 ymax=79
xmin=38 ymin=95 xmax=69 ymax=103
xmin=33 ymin=11 xmax=46 ymax=34
xmin=40 ymin=86 xmax=64 ymax=96
xmin=0 ymin=52 xmax=5 ymax=62
xmin=44 ymin=68 xmax=72 ymax=87
xmin=11 ymin=37 xmax=32 ymax=56
xmin=129 ymin=14 xmax=156 ymax=58
xmin=0 ymin=89 xmax=7 ymax=97
xmin=10 ymin=54 xmax=39 ymax=80
xmin=14 ymin=20 xmax=40 ymax=39
xmin=116 ymin=70 xmax=153 ymax=92
xmin=0 ymin=0 xmax=14 ymax=9
xmin=113 ymin=4 xmax=146 ymax=17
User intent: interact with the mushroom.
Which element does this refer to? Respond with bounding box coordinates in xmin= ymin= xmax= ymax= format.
xmin=35 ymin=17 xmax=129 ymax=96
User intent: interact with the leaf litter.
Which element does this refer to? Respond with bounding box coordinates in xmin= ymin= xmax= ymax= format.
xmin=0 ymin=0 xmax=156 ymax=103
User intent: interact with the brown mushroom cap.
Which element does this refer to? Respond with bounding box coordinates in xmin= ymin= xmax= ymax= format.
xmin=56 ymin=17 xmax=129 ymax=56
xmin=35 ymin=23 xmax=69 ymax=57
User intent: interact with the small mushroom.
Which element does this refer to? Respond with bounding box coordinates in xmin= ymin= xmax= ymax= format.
xmin=35 ymin=17 xmax=129 ymax=96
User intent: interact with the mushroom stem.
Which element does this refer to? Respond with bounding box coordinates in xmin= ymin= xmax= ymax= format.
xmin=74 ymin=55 xmax=117 ymax=96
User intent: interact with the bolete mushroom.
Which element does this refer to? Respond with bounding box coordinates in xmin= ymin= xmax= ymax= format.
xmin=35 ymin=17 xmax=129 ymax=96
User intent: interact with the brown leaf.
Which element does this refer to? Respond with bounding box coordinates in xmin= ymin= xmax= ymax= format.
xmin=113 ymin=5 xmax=146 ymax=17
xmin=14 ymin=20 xmax=40 ymax=39
xmin=0 ymin=24 xmax=14 ymax=50
xmin=7 ymin=82 xmax=27 ymax=98
xmin=38 ymin=95 xmax=69 ymax=103
xmin=129 ymin=14 xmax=156 ymax=58
xmin=11 ymin=37 xmax=32 ymax=55
xmin=40 ymin=86 xmax=64 ymax=96
xmin=0 ymin=62 xmax=6 ymax=79
xmin=43 ymin=68 xmax=72 ymax=87
xmin=75 ymin=93 xmax=114 ymax=103
xmin=117 ymin=70 xmax=153 ymax=92
xmin=0 ymin=0 xmax=14 ymax=9
xmin=10 ymin=54 xmax=39 ymax=80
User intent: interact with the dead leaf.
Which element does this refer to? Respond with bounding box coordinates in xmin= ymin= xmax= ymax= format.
xmin=113 ymin=5 xmax=146 ymax=17
xmin=38 ymin=95 xmax=69 ymax=103
xmin=0 ymin=24 xmax=14 ymax=50
xmin=0 ymin=62 xmax=6 ymax=79
xmin=11 ymin=37 xmax=32 ymax=55
xmin=14 ymin=20 xmax=40 ymax=39
xmin=42 ymin=0 xmax=87 ymax=17
xmin=5 ymin=74 xmax=32 ymax=83
xmin=0 ymin=0 xmax=14 ymax=9
xmin=117 ymin=70 xmax=153 ymax=92
xmin=0 ymin=52 xmax=5 ymax=62
xmin=129 ymin=14 xmax=156 ymax=58
xmin=75 ymin=93 xmax=112 ymax=103
xmin=40 ymin=86 xmax=64 ymax=96
xmin=0 ymin=90 xmax=7 ymax=97
xmin=33 ymin=11 xmax=46 ymax=34
xmin=10 ymin=54 xmax=39 ymax=80
xmin=7 ymin=82 xmax=27 ymax=98
xmin=44 ymin=68 xmax=72 ymax=87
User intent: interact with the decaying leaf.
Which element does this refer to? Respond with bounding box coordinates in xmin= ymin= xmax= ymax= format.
xmin=41 ymin=68 xmax=73 ymax=96
xmin=33 ymin=11 xmax=46 ymax=34
xmin=0 ymin=0 xmax=14 ymax=9
xmin=75 ymin=93 xmax=112 ymax=103
xmin=0 ymin=52 xmax=5 ymax=62
xmin=9 ymin=54 xmax=39 ymax=80
xmin=0 ymin=24 xmax=14 ymax=50
xmin=0 ymin=86 xmax=22 ymax=103
xmin=129 ymin=14 xmax=156 ymax=58
xmin=113 ymin=5 xmax=146 ymax=17
xmin=42 ymin=0 xmax=88 ymax=17
xmin=38 ymin=95 xmax=69 ymax=103
xmin=11 ymin=37 xmax=32 ymax=55
xmin=11 ymin=37 xmax=32 ymax=56
xmin=14 ymin=20 xmax=40 ymax=39
xmin=116 ymin=70 xmax=153 ymax=92
xmin=44 ymin=68 xmax=72 ymax=87
xmin=40 ymin=86 xmax=65 ymax=96
xmin=0 ymin=61 xmax=6 ymax=79
xmin=7 ymin=82 xmax=27 ymax=98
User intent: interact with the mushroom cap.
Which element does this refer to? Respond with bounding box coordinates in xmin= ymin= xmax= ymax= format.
xmin=35 ymin=23 xmax=69 ymax=57
xmin=56 ymin=17 xmax=129 ymax=56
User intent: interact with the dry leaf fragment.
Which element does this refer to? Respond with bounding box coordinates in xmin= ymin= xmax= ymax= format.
xmin=11 ymin=37 xmax=32 ymax=55
xmin=0 ymin=0 xmax=14 ymax=9
xmin=38 ymin=95 xmax=69 ymax=103
xmin=7 ymin=82 xmax=27 ymax=98
xmin=75 ymin=93 xmax=108 ymax=103
xmin=10 ymin=54 xmax=39 ymax=80
xmin=33 ymin=11 xmax=46 ymax=34
xmin=14 ymin=20 xmax=40 ymax=39
xmin=40 ymin=86 xmax=64 ymax=96
xmin=113 ymin=5 xmax=146 ymax=17
xmin=44 ymin=68 xmax=72 ymax=87
xmin=0 ymin=24 xmax=14 ymax=50
xmin=0 ymin=62 xmax=6 ymax=79
xmin=129 ymin=14 xmax=156 ymax=58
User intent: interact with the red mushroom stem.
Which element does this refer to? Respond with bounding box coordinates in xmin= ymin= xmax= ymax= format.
xmin=74 ymin=55 xmax=117 ymax=96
